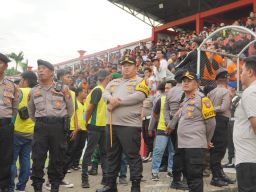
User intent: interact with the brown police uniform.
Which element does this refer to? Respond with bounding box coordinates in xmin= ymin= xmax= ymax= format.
xmin=0 ymin=53 xmax=19 ymax=191
xmin=98 ymin=56 xmax=149 ymax=192
xmin=28 ymin=60 xmax=73 ymax=191
xmin=207 ymin=70 xmax=234 ymax=186
xmin=172 ymin=71 xmax=216 ymax=192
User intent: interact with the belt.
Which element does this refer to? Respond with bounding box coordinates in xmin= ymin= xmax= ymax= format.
xmin=36 ymin=117 xmax=65 ymax=124
xmin=143 ymin=115 xmax=151 ymax=120
xmin=0 ymin=118 xmax=12 ymax=126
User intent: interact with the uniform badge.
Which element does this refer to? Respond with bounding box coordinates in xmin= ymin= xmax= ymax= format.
xmin=35 ymin=90 xmax=41 ymax=97
xmin=190 ymin=100 xmax=195 ymax=105
xmin=187 ymin=111 xmax=193 ymax=118
xmin=55 ymin=100 xmax=62 ymax=109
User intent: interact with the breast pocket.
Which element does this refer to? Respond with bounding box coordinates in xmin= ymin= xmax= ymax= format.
xmin=52 ymin=96 xmax=64 ymax=110
xmin=34 ymin=96 xmax=44 ymax=111
xmin=3 ymin=91 xmax=14 ymax=107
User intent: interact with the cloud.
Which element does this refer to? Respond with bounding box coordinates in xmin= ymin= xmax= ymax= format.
xmin=1 ymin=0 xmax=151 ymax=68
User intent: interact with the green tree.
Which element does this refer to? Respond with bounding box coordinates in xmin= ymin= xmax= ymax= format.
xmin=5 ymin=67 xmax=20 ymax=76
xmin=20 ymin=59 xmax=28 ymax=72
xmin=8 ymin=51 xmax=24 ymax=72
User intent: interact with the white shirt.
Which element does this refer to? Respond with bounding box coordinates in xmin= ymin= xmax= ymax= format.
xmin=153 ymin=59 xmax=174 ymax=81
xmin=233 ymin=80 xmax=256 ymax=165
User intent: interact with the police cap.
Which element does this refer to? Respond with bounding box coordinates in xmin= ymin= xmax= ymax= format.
xmin=174 ymin=69 xmax=185 ymax=82
xmin=0 ymin=53 xmax=11 ymax=64
xmin=215 ymin=68 xmax=228 ymax=80
xmin=181 ymin=71 xmax=199 ymax=81
xmin=37 ymin=59 xmax=54 ymax=71
xmin=120 ymin=56 xmax=136 ymax=65
xmin=97 ymin=69 xmax=110 ymax=80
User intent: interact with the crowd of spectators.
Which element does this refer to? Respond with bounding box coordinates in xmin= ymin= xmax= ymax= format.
xmin=59 ymin=11 xmax=256 ymax=92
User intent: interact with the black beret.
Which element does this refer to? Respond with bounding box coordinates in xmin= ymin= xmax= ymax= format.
xmin=97 ymin=70 xmax=110 ymax=80
xmin=37 ymin=59 xmax=54 ymax=71
xmin=0 ymin=53 xmax=11 ymax=64
xmin=215 ymin=68 xmax=228 ymax=80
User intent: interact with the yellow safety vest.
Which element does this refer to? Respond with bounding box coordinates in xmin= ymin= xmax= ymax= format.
xmin=84 ymin=85 xmax=106 ymax=127
xmin=14 ymin=88 xmax=34 ymax=133
xmin=70 ymin=99 xmax=86 ymax=131
xmin=157 ymin=96 xmax=167 ymax=131
xmin=69 ymin=90 xmax=76 ymax=130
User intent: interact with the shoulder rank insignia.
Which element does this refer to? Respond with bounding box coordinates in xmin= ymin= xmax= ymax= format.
xmin=135 ymin=79 xmax=150 ymax=97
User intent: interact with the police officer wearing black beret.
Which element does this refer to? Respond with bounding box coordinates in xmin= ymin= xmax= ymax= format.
xmin=0 ymin=53 xmax=19 ymax=192
xmin=28 ymin=59 xmax=74 ymax=192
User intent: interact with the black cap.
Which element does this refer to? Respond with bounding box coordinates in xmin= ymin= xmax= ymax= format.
xmin=97 ymin=70 xmax=110 ymax=80
xmin=174 ymin=69 xmax=185 ymax=82
xmin=37 ymin=59 xmax=54 ymax=71
xmin=181 ymin=71 xmax=199 ymax=81
xmin=0 ymin=53 xmax=11 ymax=64
xmin=215 ymin=68 xmax=228 ymax=80
xmin=120 ymin=56 xmax=136 ymax=65
xmin=56 ymin=69 xmax=70 ymax=80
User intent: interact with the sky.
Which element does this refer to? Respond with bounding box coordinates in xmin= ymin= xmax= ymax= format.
xmin=0 ymin=0 xmax=151 ymax=69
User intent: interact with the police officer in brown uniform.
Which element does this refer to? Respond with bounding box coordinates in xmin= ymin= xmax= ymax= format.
xmin=171 ymin=71 xmax=216 ymax=192
xmin=97 ymin=56 xmax=149 ymax=192
xmin=164 ymin=69 xmax=188 ymax=190
xmin=28 ymin=60 xmax=73 ymax=192
xmin=0 ymin=53 xmax=19 ymax=192
xmin=207 ymin=68 xmax=235 ymax=186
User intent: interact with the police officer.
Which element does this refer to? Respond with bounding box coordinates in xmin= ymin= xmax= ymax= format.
xmin=97 ymin=56 xmax=149 ymax=192
xmin=207 ymin=68 xmax=235 ymax=186
xmin=164 ymin=69 xmax=188 ymax=190
xmin=28 ymin=60 xmax=74 ymax=192
xmin=10 ymin=71 xmax=37 ymax=192
xmin=81 ymin=70 xmax=111 ymax=188
xmin=0 ymin=53 xmax=19 ymax=192
xmin=171 ymin=71 xmax=216 ymax=192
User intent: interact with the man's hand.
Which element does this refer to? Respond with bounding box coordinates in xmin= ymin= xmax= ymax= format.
xmin=208 ymin=142 xmax=214 ymax=150
xmin=70 ymin=129 xmax=80 ymax=141
xmin=165 ymin=127 xmax=173 ymax=135
xmin=109 ymin=97 xmax=121 ymax=106
xmin=148 ymin=130 xmax=153 ymax=137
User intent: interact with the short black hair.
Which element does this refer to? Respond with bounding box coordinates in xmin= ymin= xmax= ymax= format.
xmin=75 ymin=87 xmax=84 ymax=97
xmin=157 ymin=81 xmax=166 ymax=92
xmin=166 ymin=80 xmax=177 ymax=87
xmin=244 ymin=56 xmax=256 ymax=75
xmin=56 ymin=69 xmax=71 ymax=80
xmin=21 ymin=71 xmax=37 ymax=88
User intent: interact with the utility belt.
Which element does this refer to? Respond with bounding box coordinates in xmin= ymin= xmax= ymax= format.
xmin=36 ymin=116 xmax=70 ymax=131
xmin=0 ymin=118 xmax=12 ymax=126
xmin=143 ymin=115 xmax=151 ymax=121
xmin=36 ymin=116 xmax=66 ymax=124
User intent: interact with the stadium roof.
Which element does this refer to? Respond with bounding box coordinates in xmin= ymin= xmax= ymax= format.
xmin=108 ymin=0 xmax=238 ymax=27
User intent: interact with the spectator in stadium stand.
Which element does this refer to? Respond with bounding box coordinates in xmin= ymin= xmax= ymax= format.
xmin=167 ymin=52 xmax=178 ymax=73
xmin=176 ymin=37 xmax=218 ymax=86
xmin=170 ymin=71 xmax=216 ymax=192
xmin=233 ymin=56 xmax=256 ymax=191
xmin=87 ymin=66 xmax=98 ymax=89
xmin=10 ymin=71 xmax=37 ymax=192
xmin=207 ymin=68 xmax=235 ymax=187
xmin=98 ymin=56 xmax=150 ymax=192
